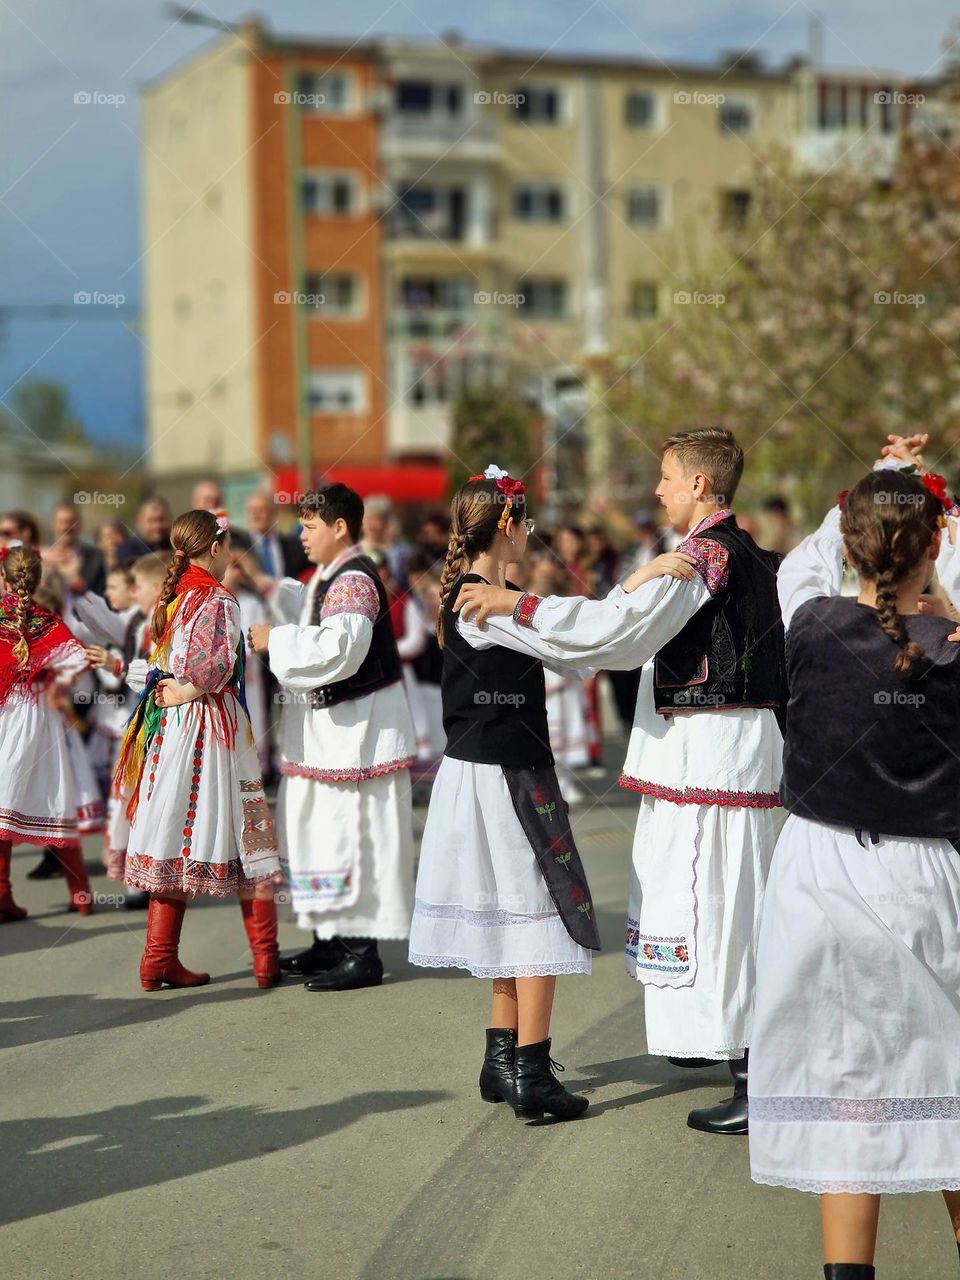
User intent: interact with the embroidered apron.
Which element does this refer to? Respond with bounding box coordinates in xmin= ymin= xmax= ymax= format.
xmin=502 ymin=765 xmax=601 ymax=951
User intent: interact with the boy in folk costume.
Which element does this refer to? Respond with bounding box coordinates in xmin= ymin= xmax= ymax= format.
xmin=109 ymin=511 xmax=283 ymax=990
xmin=458 ymin=428 xmax=787 ymax=1135
xmin=0 ymin=543 xmax=99 ymax=920
xmin=248 ymin=484 xmax=416 ymax=993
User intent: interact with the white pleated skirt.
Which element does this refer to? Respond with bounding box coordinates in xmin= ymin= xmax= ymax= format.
xmin=408 ymin=756 xmax=592 ymax=979
xmin=749 ymin=814 xmax=960 ymax=1195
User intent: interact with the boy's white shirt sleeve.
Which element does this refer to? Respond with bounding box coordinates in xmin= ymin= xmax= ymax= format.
xmin=268 ymin=577 xmax=308 ymax=625
xmin=457 ymin=575 xmax=710 ymax=674
xmin=777 ymin=506 xmax=844 ymax=631
xmin=935 ymin=518 xmax=960 ymax=611
xmin=268 ymin=615 xmax=373 ymax=690
xmin=71 ymin=591 xmax=130 ymax=647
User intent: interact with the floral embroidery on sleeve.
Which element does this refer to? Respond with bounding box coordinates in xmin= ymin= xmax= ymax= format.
xmin=513 ymin=593 xmax=542 ymax=628
xmin=321 ymin=573 xmax=380 ymax=623
xmin=173 ymin=596 xmax=237 ymax=692
xmin=679 ymin=536 xmax=730 ymax=597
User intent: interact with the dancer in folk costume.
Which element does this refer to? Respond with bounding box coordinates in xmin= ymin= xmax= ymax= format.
xmin=459 ymin=429 xmax=787 ymax=1135
xmin=248 ymin=484 xmax=416 ymax=993
xmin=0 ymin=543 xmax=99 ymax=921
xmin=411 ymin=468 xmax=694 ymax=1120
xmin=749 ymin=444 xmax=960 ymax=1280
xmin=108 ymin=511 xmax=282 ymax=990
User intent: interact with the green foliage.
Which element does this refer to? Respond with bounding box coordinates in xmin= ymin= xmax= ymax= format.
xmin=447 ymin=386 xmax=537 ymax=495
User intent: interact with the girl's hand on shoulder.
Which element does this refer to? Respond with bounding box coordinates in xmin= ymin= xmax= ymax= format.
xmin=623 ymin=552 xmax=697 ymax=593
xmin=455 ymin=583 xmax=522 ymax=628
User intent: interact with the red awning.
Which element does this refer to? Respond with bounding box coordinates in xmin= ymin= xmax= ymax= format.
xmin=275 ymin=464 xmax=448 ymax=504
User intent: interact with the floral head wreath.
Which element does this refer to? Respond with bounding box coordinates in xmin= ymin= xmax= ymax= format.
xmin=213 ymin=510 xmax=230 ymax=536
xmin=837 ymin=469 xmax=958 ymax=527
xmin=467 ymin=464 xmax=526 ymax=532
xmin=0 ymin=539 xmax=24 ymax=563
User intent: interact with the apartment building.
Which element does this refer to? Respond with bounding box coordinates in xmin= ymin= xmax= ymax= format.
xmin=141 ymin=20 xmax=920 ymax=504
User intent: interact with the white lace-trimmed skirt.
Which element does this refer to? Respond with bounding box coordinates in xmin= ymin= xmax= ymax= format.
xmin=749 ymin=814 xmax=960 ymax=1195
xmin=408 ymin=756 xmax=592 ymax=979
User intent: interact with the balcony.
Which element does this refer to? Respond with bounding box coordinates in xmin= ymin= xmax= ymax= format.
xmin=381 ymin=112 xmax=500 ymax=163
xmin=792 ymin=129 xmax=899 ymax=177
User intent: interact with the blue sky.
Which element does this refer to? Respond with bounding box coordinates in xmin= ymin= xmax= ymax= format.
xmin=0 ymin=0 xmax=952 ymax=448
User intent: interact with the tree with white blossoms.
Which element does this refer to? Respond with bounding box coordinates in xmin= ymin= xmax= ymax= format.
xmin=610 ymin=126 xmax=960 ymax=520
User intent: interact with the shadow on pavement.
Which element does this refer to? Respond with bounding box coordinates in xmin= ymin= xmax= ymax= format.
xmin=0 ymin=1089 xmax=449 ymax=1224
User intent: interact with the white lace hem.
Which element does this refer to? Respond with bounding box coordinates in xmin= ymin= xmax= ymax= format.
xmin=413 ymin=897 xmax=562 ymax=928
xmin=751 ymin=1171 xmax=960 ymax=1195
xmin=658 ymin=1047 xmax=745 ymax=1061
xmin=752 ymin=1095 xmax=960 ymax=1123
xmin=408 ymin=951 xmax=590 ymax=979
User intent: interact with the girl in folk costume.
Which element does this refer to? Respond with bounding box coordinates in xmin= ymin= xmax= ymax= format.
xmin=458 ymin=429 xmax=786 ymax=1136
xmin=409 ymin=467 xmax=690 ymax=1121
xmin=109 ymin=511 xmax=282 ymax=990
xmin=749 ymin=447 xmax=960 ymax=1279
xmin=248 ymin=484 xmax=416 ymax=993
xmin=0 ymin=543 xmax=99 ymax=921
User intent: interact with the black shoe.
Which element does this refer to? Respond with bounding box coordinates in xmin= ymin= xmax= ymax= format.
xmin=280 ymin=936 xmax=343 ymax=976
xmin=26 ymin=847 xmax=64 ymax=880
xmin=303 ymin=938 xmax=383 ymax=992
xmin=514 ymin=1038 xmax=589 ymax=1121
xmin=123 ymin=889 xmax=150 ymax=910
xmin=823 ymin=1266 xmax=875 ymax=1278
xmin=668 ymin=1057 xmax=720 ymax=1069
xmin=687 ymin=1050 xmax=748 ymax=1135
xmin=479 ymin=1028 xmax=517 ymax=1105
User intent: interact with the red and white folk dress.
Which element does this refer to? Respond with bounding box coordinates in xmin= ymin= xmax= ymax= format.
xmin=0 ymin=594 xmax=104 ymax=847
xmin=107 ymin=568 xmax=280 ymax=895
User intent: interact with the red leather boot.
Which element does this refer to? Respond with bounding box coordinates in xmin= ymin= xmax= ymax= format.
xmin=240 ymin=895 xmax=281 ymax=988
xmin=140 ymin=896 xmax=210 ymax=991
xmin=0 ymin=840 xmax=27 ymax=922
xmin=60 ymin=843 xmax=93 ymax=915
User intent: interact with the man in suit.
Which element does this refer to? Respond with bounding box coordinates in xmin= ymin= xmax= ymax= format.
xmin=245 ymin=490 xmax=310 ymax=580
xmin=43 ymin=503 xmax=106 ymax=594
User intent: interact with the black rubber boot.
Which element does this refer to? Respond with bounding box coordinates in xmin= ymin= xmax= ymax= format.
xmin=303 ymin=937 xmax=383 ymax=991
xmin=513 ymin=1038 xmax=589 ymax=1121
xmin=823 ymin=1265 xmax=875 ymax=1278
xmin=479 ymin=1028 xmax=517 ymax=1105
xmin=687 ymin=1050 xmax=749 ymax=1135
xmin=280 ymin=934 xmax=343 ymax=976
xmin=26 ymin=846 xmax=64 ymax=880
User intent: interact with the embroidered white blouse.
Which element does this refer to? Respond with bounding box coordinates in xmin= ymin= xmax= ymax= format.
xmin=267 ymin=544 xmax=416 ymax=782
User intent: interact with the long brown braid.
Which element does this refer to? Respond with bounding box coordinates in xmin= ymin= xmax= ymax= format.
xmin=1 ymin=546 xmax=42 ymax=669
xmin=437 ymin=477 xmax=526 ymax=648
xmin=841 ymin=470 xmax=943 ymax=677
xmin=152 ymin=509 xmax=227 ymax=641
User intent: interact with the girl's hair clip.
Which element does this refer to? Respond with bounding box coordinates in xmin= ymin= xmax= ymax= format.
xmin=214 ymin=511 xmax=230 ymax=534
xmin=0 ymin=540 xmax=23 ymax=561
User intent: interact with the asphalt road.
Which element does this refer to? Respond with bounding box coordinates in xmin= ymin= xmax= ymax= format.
xmin=1 ymin=776 xmax=955 ymax=1280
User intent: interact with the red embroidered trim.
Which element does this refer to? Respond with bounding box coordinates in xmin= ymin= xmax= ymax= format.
xmin=514 ymin=593 xmax=542 ymax=629
xmin=618 ymin=774 xmax=781 ymax=808
xmin=280 ymin=755 xmax=415 ymax=784
xmin=118 ymin=852 xmax=251 ymax=897
xmin=0 ymin=803 xmax=103 ymax=846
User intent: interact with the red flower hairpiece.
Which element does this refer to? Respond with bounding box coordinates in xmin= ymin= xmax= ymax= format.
xmin=921 ymin=471 xmax=949 ymax=508
xmin=467 ymin=464 xmax=526 ymax=530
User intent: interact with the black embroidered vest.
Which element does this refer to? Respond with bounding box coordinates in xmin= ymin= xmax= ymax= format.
xmin=441 ymin=573 xmax=553 ymax=768
xmin=308 ymin=555 xmax=403 ymax=709
xmin=781 ymin=596 xmax=960 ymax=841
xmin=653 ymin=515 xmax=787 ymax=721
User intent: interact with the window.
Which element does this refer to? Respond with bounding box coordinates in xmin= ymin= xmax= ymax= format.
xmin=392 ymin=186 xmax=467 ymax=240
xmin=514 ymin=183 xmax=566 ymax=221
xmin=625 ymin=90 xmax=658 ymax=128
xmin=302 ymin=172 xmax=358 ymax=215
xmin=395 ymin=80 xmax=464 ymax=117
xmin=400 ymin=277 xmax=473 ymax=310
xmin=628 ymin=281 xmax=659 ymax=319
xmin=307 ymin=370 xmax=366 ymax=414
xmin=514 ymin=87 xmax=562 ymax=123
xmin=303 ymin=273 xmax=360 ymax=317
xmin=719 ymin=99 xmax=753 ymax=135
xmin=627 ymin=186 xmax=663 ymax=228
xmin=721 ymin=189 xmax=751 ymax=226
xmin=517 ymin=279 xmax=567 ymax=318
xmin=297 ymin=72 xmax=353 ymax=114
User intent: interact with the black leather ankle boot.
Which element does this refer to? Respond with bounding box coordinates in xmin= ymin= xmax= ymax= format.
xmin=479 ymin=1028 xmax=517 ymax=1105
xmin=303 ymin=936 xmax=383 ymax=991
xmin=514 ymin=1038 xmax=589 ymax=1121
xmin=823 ymin=1265 xmax=875 ymax=1278
xmin=280 ymin=934 xmax=343 ymax=976
xmin=687 ymin=1049 xmax=749 ymax=1135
